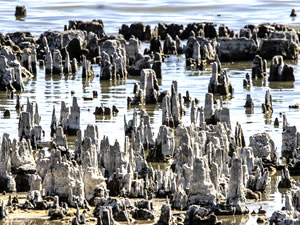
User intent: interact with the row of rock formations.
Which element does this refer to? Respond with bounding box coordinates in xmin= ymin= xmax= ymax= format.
xmin=0 ymin=19 xmax=299 ymax=224
xmin=1 ymin=81 xmax=296 ymax=224
xmin=0 ymin=21 xmax=298 ymax=93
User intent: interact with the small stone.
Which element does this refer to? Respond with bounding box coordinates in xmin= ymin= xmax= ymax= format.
xmin=93 ymin=91 xmax=98 ymax=98
xmin=15 ymin=5 xmax=26 ymax=17
xmin=3 ymin=110 xmax=10 ymax=118
xmin=274 ymin=117 xmax=279 ymax=127
xmin=290 ymin=9 xmax=297 ymax=17
xmin=289 ymin=103 xmax=300 ymax=109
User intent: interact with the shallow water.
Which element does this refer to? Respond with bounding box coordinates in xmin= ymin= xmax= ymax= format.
xmin=0 ymin=0 xmax=300 ymax=224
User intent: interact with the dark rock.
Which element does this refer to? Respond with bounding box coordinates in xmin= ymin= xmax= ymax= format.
xmin=3 ymin=110 xmax=10 ymax=118
xmin=278 ymin=167 xmax=293 ymax=188
xmin=148 ymin=36 xmax=162 ymax=54
xmin=219 ymin=24 xmax=230 ymax=37
xmin=243 ymin=73 xmax=251 ymax=89
xmin=152 ymin=52 xmax=162 ymax=79
xmin=0 ymin=199 xmax=7 ymax=220
xmin=163 ymin=34 xmax=177 ymax=54
xmin=290 ymin=9 xmax=297 ymax=17
xmin=157 ymin=199 xmax=175 ymax=225
xmin=244 ymin=94 xmax=254 ymax=109
xmin=184 ymin=205 xmax=221 ymax=225
xmin=112 ymin=106 xmax=119 ymax=115
xmin=204 ymin=23 xmax=217 ymax=39
xmin=274 ymin=117 xmax=279 ymax=127
xmin=235 ymin=122 xmax=246 ymax=148
xmin=132 ymin=208 xmax=155 ymax=220
xmin=218 ymin=38 xmax=258 ymax=61
xmin=67 ymin=38 xmax=82 ymax=61
xmin=180 ymin=23 xmax=205 ymax=40
xmin=119 ymin=23 xmax=151 ymax=41
xmin=94 ymin=106 xmax=104 ymax=115
xmin=208 ymin=62 xmax=233 ymax=96
xmin=259 ymin=38 xmax=299 ymax=60
xmin=48 ymin=208 xmax=64 ymax=220
xmin=135 ymin=199 xmax=153 ymax=210
xmin=269 ymin=55 xmax=295 ymax=81
xmin=68 ymin=20 xmax=105 ymax=38
xmin=94 ymin=198 xmax=130 ymax=222
xmin=15 ymin=5 xmax=26 ymax=17
xmin=262 ymin=90 xmax=273 ymax=115
xmin=158 ymin=23 xmax=184 ymax=40
xmin=252 ymin=55 xmax=267 ymax=79
xmin=15 ymin=173 xmax=31 ymax=192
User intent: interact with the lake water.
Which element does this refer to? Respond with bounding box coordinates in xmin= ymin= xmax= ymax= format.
xmin=0 ymin=0 xmax=300 ymax=224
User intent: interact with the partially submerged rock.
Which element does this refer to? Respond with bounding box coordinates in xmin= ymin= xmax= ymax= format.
xmin=68 ymin=19 xmax=105 ymax=38
xmin=119 ymin=22 xmax=151 ymax=41
xmin=252 ymin=55 xmax=267 ymax=79
xmin=217 ymin=38 xmax=258 ymax=61
xmin=269 ymin=55 xmax=295 ymax=81
xmin=262 ymin=90 xmax=273 ymax=115
xmin=208 ymin=61 xmax=233 ymax=96
xmin=15 ymin=5 xmax=26 ymax=18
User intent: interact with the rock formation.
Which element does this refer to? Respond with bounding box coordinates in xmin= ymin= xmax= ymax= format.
xmin=208 ymin=61 xmax=233 ymax=96
xmin=269 ymin=55 xmax=295 ymax=81
xmin=252 ymin=55 xmax=267 ymax=79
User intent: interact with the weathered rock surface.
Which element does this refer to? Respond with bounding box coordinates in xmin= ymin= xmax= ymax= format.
xmin=100 ymin=38 xmax=127 ymax=80
xmin=119 ymin=23 xmax=151 ymax=41
xmin=68 ymin=20 xmax=105 ymax=38
xmin=208 ymin=61 xmax=233 ymax=96
xmin=185 ymin=36 xmax=217 ymax=69
xmin=252 ymin=55 xmax=267 ymax=79
xmin=269 ymin=55 xmax=295 ymax=81
xmin=217 ymin=38 xmax=258 ymax=61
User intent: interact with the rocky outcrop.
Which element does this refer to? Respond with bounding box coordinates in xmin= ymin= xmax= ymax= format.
xmin=278 ymin=167 xmax=293 ymax=188
xmin=189 ymin=157 xmax=217 ymax=205
xmin=262 ymin=90 xmax=273 ymax=115
xmin=252 ymin=55 xmax=267 ymax=79
xmin=249 ymin=132 xmax=277 ymax=164
xmin=0 ymin=199 xmax=7 ymax=220
xmin=157 ymin=199 xmax=176 ymax=225
xmin=269 ymin=55 xmax=295 ymax=81
xmin=0 ymin=46 xmax=33 ymax=91
xmin=15 ymin=5 xmax=26 ymax=18
xmin=208 ymin=61 xmax=233 ymax=96
xmin=59 ymin=97 xmax=80 ymax=135
xmin=217 ymin=38 xmax=258 ymax=61
xmin=203 ymin=93 xmax=231 ymax=128
xmin=100 ymin=38 xmax=127 ymax=80
xmin=185 ymin=36 xmax=217 ymax=69
xmin=68 ymin=20 xmax=105 ymax=38
xmin=38 ymin=30 xmax=86 ymax=55
xmin=128 ymin=69 xmax=159 ymax=106
xmin=226 ymin=158 xmax=249 ymax=214
xmin=244 ymin=94 xmax=254 ymax=110
xmin=119 ymin=23 xmax=151 ymax=41
xmin=270 ymin=184 xmax=300 ymax=224
xmin=184 ymin=205 xmax=221 ymax=225
xmin=281 ymin=116 xmax=299 ymax=162
xmin=259 ymin=30 xmax=299 ymax=59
